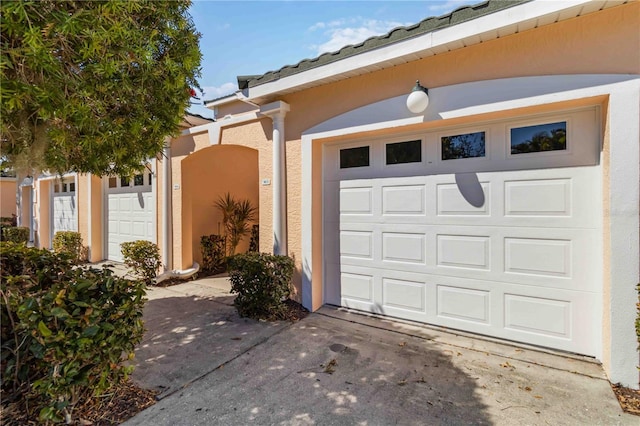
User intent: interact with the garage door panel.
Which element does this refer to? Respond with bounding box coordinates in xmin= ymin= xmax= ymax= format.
xmin=437 ymin=181 xmax=491 ymax=216
xmin=436 ymin=234 xmax=490 ymax=270
xmin=382 ymin=232 xmax=426 ymax=264
xmin=340 ymin=230 xmax=373 ymax=259
xmin=381 ymin=184 xmax=426 ymax=216
xmin=436 ymin=285 xmax=491 ymax=325
xmin=325 ymin=109 xmax=601 ymax=356
xmin=52 ymin=194 xmax=77 ymax=235
xmin=106 ymin=178 xmax=154 ymax=261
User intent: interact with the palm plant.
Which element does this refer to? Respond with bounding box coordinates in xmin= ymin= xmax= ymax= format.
xmin=215 ymin=193 xmax=257 ymax=256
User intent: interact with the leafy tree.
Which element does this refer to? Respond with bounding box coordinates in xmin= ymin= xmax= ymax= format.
xmin=1 ymin=0 xmax=202 ymax=177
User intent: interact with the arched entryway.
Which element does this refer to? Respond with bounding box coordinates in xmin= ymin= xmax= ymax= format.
xmin=181 ymin=144 xmax=259 ymax=267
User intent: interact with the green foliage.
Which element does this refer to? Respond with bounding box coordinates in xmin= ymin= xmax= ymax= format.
xmin=215 ymin=193 xmax=257 ymax=256
xmin=200 ymin=234 xmax=226 ymax=274
xmin=1 ymin=226 xmax=29 ymax=243
xmin=248 ymin=224 xmax=259 ymax=253
xmin=0 ymin=242 xmax=146 ymax=423
xmin=120 ymin=240 xmax=161 ymax=283
xmin=52 ymin=231 xmax=84 ymax=264
xmin=227 ymin=253 xmax=294 ymax=320
xmin=1 ymin=0 xmax=202 ymax=176
xmin=0 ymin=214 xmax=17 ymax=226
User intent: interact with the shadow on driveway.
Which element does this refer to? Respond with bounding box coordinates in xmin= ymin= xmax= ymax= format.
xmin=127 ymin=281 xmax=633 ymax=425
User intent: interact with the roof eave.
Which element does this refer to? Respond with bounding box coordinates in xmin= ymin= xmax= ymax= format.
xmin=243 ymin=0 xmax=617 ymax=103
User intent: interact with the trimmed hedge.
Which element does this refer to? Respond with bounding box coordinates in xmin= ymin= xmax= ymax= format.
xmin=0 ymin=242 xmax=146 ymax=423
xmin=1 ymin=226 xmax=29 ymax=243
xmin=227 ymin=253 xmax=294 ymax=320
xmin=52 ymin=231 xmax=84 ymax=263
xmin=120 ymin=240 xmax=161 ymax=283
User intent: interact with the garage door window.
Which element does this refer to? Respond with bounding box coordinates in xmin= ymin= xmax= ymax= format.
xmin=340 ymin=146 xmax=369 ymax=169
xmin=510 ymin=121 xmax=567 ymax=155
xmin=441 ymin=131 xmax=485 ymax=160
xmin=386 ymin=140 xmax=421 ymax=165
xmin=134 ymin=174 xmax=144 ymax=186
xmin=120 ymin=177 xmax=130 ymax=187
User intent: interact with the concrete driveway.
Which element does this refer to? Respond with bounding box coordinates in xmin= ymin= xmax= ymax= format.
xmin=125 ymin=277 xmax=635 ymax=425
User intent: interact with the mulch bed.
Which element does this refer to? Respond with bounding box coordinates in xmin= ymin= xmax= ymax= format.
xmin=612 ymin=383 xmax=640 ymax=416
xmin=1 ymin=380 xmax=157 ymax=425
xmin=281 ymin=299 xmax=309 ymax=322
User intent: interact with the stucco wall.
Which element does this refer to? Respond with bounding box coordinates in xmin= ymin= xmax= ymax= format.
xmin=0 ymin=179 xmax=17 ymax=218
xmin=181 ymin=145 xmax=259 ymax=267
xmin=212 ymin=3 xmax=639 ymax=304
xmin=170 ymin=131 xmax=215 ymax=269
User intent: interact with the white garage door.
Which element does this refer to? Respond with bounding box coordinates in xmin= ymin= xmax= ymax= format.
xmin=323 ymin=108 xmax=602 ymax=356
xmin=52 ymin=178 xmax=77 ymax=236
xmin=106 ymin=170 xmax=154 ymax=262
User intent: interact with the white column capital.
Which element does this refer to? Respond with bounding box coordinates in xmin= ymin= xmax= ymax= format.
xmin=259 ymin=100 xmax=290 ymax=120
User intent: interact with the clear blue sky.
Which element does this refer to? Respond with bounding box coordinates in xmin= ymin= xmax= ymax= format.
xmin=187 ymin=0 xmax=474 ymax=118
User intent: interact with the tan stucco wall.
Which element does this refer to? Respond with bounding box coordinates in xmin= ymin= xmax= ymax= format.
xmin=77 ymin=175 xmax=90 ymax=256
xmin=280 ymin=2 xmax=639 ymax=141
xmin=202 ymin=3 xmax=638 ymax=306
xmin=36 ymin=179 xmax=51 ymax=249
xmin=181 ymin=145 xmax=259 ymax=267
xmin=170 ymin=131 xmax=214 ymax=269
xmin=0 ymin=179 xmax=17 ymax=218
xmin=215 ymin=100 xmax=258 ymax=118
xmin=89 ymin=175 xmax=103 ymax=261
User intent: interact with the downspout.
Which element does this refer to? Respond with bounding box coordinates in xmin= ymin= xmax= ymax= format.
xmin=260 ymin=101 xmax=290 ymax=255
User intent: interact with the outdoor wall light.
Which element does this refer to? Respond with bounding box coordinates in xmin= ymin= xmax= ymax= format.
xmin=406 ymin=80 xmax=429 ymax=114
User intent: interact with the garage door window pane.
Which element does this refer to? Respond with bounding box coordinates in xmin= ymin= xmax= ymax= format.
xmin=386 ymin=140 xmax=421 ymax=165
xmin=69 ymin=182 xmax=75 ymax=192
xmin=134 ymin=174 xmax=144 ymax=186
xmin=511 ymin=122 xmax=567 ymax=155
xmin=62 ymin=183 xmax=67 ymax=192
xmin=148 ymin=173 xmax=152 ymax=185
xmin=108 ymin=177 xmax=117 ymax=188
xmin=442 ymin=131 xmax=485 ymax=160
xmin=340 ymin=146 xmax=369 ymax=169
xmin=120 ymin=177 xmax=130 ymax=187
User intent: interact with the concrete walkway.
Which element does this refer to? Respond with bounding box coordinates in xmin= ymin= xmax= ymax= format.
xmin=125 ymin=277 xmax=635 ymax=425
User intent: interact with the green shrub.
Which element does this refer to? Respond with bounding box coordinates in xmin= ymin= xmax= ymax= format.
xmin=0 ymin=242 xmax=146 ymax=423
xmin=1 ymin=226 xmax=29 ymax=243
xmin=52 ymin=231 xmax=84 ymax=263
xmin=200 ymin=234 xmax=226 ymax=274
xmin=0 ymin=214 xmax=17 ymax=226
xmin=215 ymin=193 xmax=257 ymax=256
xmin=120 ymin=240 xmax=161 ymax=283
xmin=227 ymin=253 xmax=294 ymax=320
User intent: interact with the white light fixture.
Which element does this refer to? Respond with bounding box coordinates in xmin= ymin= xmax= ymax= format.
xmin=406 ymin=80 xmax=429 ymax=114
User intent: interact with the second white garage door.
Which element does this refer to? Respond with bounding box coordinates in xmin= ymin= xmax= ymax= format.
xmin=52 ymin=178 xmax=77 ymax=238
xmin=105 ymin=170 xmax=155 ymax=262
xmin=323 ymin=108 xmax=602 ymax=357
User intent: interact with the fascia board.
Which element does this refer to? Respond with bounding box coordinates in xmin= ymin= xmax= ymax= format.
xmin=247 ymin=0 xmax=595 ymax=100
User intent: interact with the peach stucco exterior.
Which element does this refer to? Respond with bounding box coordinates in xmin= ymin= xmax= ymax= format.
xmin=11 ymin=1 xmax=639 ymax=389
xmin=0 ymin=178 xmax=17 ymax=219
xmin=208 ymin=1 xmax=639 ymax=388
xmin=213 ymin=2 xmax=640 ymax=301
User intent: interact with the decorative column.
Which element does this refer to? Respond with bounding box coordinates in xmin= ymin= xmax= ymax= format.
xmin=162 ymin=139 xmax=172 ymax=272
xmin=259 ymin=101 xmax=290 ymax=255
